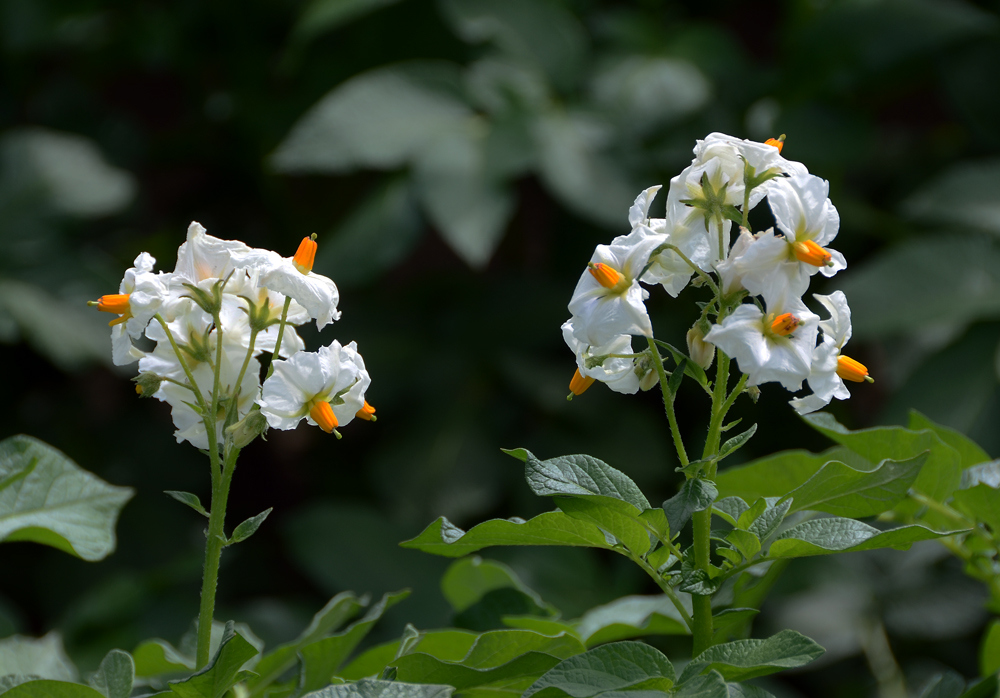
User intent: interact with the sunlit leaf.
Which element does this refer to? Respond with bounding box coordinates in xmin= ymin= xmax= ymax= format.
xmin=662 ymin=478 xmax=717 ymax=538
xmin=554 ymin=496 xmax=650 ymax=556
xmin=168 ymin=622 xmax=259 ymax=698
xmin=908 ymin=411 xmax=991 ymax=468
xmin=520 ymin=450 xmax=650 ymax=510
xmin=0 ymin=435 xmax=133 ymax=561
xmin=769 ymin=519 xmax=963 ymax=559
xmin=400 ymin=513 xmax=614 ymax=558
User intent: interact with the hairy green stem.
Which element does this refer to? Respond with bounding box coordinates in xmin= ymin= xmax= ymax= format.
xmin=632 ymin=553 xmax=693 ymax=631
xmin=233 ymin=329 xmax=260 ymax=403
xmin=266 ymin=297 xmax=293 ymax=380
xmin=195 ymin=444 xmax=241 ymax=668
xmin=646 ymin=336 xmax=688 ymax=467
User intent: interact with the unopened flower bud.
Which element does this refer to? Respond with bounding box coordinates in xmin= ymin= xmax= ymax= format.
xmin=132 ymin=371 xmax=162 ymax=398
xmin=837 ymin=355 xmax=872 ymax=383
xmin=638 ymin=368 xmax=658 ymax=391
xmin=686 ymin=326 xmax=715 ymax=370
xmin=747 ymin=385 xmax=761 ymax=403
xmin=227 ymin=410 xmax=269 ymax=448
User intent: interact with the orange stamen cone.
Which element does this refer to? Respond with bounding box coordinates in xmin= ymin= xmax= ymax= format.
xmin=293 ymin=236 xmax=318 ymax=274
xmin=309 ymin=400 xmax=339 ymax=433
xmin=765 ymin=134 xmax=786 ymax=153
xmin=769 ymin=313 xmax=799 ymax=337
xmin=569 ymin=369 xmax=596 ymax=396
xmin=837 ymin=355 xmax=871 ymax=383
xmin=793 ymin=239 xmax=833 ymax=267
xmin=588 ymin=262 xmax=624 ymax=289
xmin=96 ymin=294 xmax=131 ymax=315
xmin=356 ymin=401 xmax=376 ymax=421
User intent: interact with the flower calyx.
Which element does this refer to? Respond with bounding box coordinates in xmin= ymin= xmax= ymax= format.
xmin=227 ymin=409 xmax=269 ymax=448
xmin=792 ymin=239 xmax=833 ymax=267
xmin=183 ymin=271 xmax=234 ymax=315
xmin=132 ymin=371 xmax=162 ymax=397
xmin=837 ymin=355 xmax=873 ymax=383
xmin=682 ymin=171 xmax=743 ymax=228
xmin=293 ymin=234 xmax=318 ymax=274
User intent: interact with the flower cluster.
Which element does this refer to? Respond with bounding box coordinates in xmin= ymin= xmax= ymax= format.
xmin=563 ymin=133 xmax=871 ymax=414
xmin=92 ymin=223 xmax=374 ymax=448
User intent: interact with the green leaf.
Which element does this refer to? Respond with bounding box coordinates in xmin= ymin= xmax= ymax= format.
xmin=667 ymin=358 xmax=687 ymax=396
xmin=574 ymin=595 xmax=690 ymax=646
xmin=662 ymin=479 xmax=717 ymax=538
xmin=336 ymin=642 xmax=401 ymax=681
xmin=315 ymin=178 xmax=425 ymax=288
xmin=522 ymin=641 xmax=675 ymax=698
xmin=725 ymin=683 xmax=776 ymax=698
xmin=441 ymin=557 xmax=551 ymax=615
xmin=132 ymin=639 xmax=193 ymax=678
xmin=292 ymin=0 xmax=403 ymax=44
xmin=89 ymin=650 xmax=133 ymax=698
xmin=680 ymin=629 xmax=824 ymax=682
xmin=400 ymin=513 xmax=614 ymax=558
xmin=1 ymin=681 xmax=106 ymax=698
xmin=168 ymin=621 xmax=259 ymax=698
xmin=164 ymin=491 xmax=209 ymax=518
xmin=919 ymin=671 xmax=965 ymax=698
xmin=0 ymin=435 xmax=134 ymax=561
xmin=672 ymin=671 xmax=728 ymax=698
xmin=248 ymin=591 xmax=367 ymax=691
xmin=271 ymin=63 xmax=470 ymax=174
xmin=980 ymin=619 xmax=1000 ymax=677
xmin=803 ymin=413 xmax=961 ymax=501
xmin=413 ymin=120 xmax=515 ymax=268
xmin=301 ymin=679 xmax=454 ymax=698
xmin=952 ymin=485 xmax=1000 ymax=532
xmin=711 ymin=497 xmax=749 ymax=527
xmin=229 ymin=508 xmax=272 ymax=546
xmin=502 ymin=618 xmax=581 ymax=643
xmin=716 ymin=448 xmax=868 ymax=504
xmin=521 ymin=451 xmax=650 ymax=510
xmin=298 ymin=591 xmax=410 ymax=694
xmin=725 ymin=530 xmax=760 ymax=561
xmin=554 ymin=496 xmax=651 ymax=556
xmin=768 ymin=519 xmax=963 ymax=559
xmin=909 ymin=411 xmax=991 ymax=468
xmin=0 ymin=633 xmax=77 ymax=681
xmin=958 ymin=675 xmax=999 ymax=698
xmin=711 ymin=609 xmax=759 ymax=644
xmin=779 ymin=454 xmax=926 ymax=517
xmin=719 ymin=424 xmax=757 ymax=461
xmin=654 ymin=341 xmax=710 ymax=389
xmin=390 ymin=629 xmax=585 ymax=689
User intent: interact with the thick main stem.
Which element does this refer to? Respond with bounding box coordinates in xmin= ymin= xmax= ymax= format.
xmin=195 ymin=444 xmax=240 ymax=668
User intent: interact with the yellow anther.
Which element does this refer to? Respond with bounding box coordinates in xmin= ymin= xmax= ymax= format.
xmin=587 ymin=262 xmax=624 ymax=289
xmin=765 ymin=134 xmax=786 ymax=153
xmin=94 ymin=293 xmax=132 ymax=326
xmin=769 ymin=312 xmax=799 ymax=337
xmin=837 ymin=355 xmax=871 ymax=383
xmin=355 ymin=401 xmax=377 ymax=422
xmin=309 ymin=400 xmax=339 ymax=433
xmin=793 ymin=239 xmax=833 ymax=267
xmin=569 ymin=368 xmax=596 ymax=396
xmin=293 ymin=236 xmax=318 ymax=274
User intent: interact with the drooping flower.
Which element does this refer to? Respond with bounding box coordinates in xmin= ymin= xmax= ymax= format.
xmin=257 ymin=340 xmax=368 ymax=435
xmin=790 ymin=291 xmax=872 ymax=414
xmin=561 ymin=319 xmax=643 ymax=395
xmin=733 ymin=174 xmax=844 ymax=307
xmin=704 ymin=294 xmax=819 ymax=391
xmin=568 ymin=226 xmax=665 ymax=347
xmin=92 ymin=252 xmax=170 ymax=365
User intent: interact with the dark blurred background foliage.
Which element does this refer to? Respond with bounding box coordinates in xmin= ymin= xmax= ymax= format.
xmin=1 ymin=0 xmax=999 ymax=695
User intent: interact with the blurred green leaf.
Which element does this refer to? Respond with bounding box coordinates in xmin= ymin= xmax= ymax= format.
xmin=521 ymin=450 xmax=650 ymax=510
xmin=315 ymin=178 xmax=424 ymax=288
xmin=0 ymin=633 xmax=77 ymax=681
xmin=229 ymin=508 xmax=272 ymax=546
xmin=680 ymin=630 xmax=823 ymax=682
xmin=336 ymin=641 xmax=402 ymax=682
xmin=292 ymin=0 xmax=404 ymax=44
xmin=662 ymin=478 xmax=717 ymax=538
xmin=522 ymin=640 xmax=675 ymax=698
xmin=803 ymin=413 xmax=961 ymax=502
xmin=908 ymin=411 xmax=991 ymax=468
xmin=132 ymin=639 xmax=192 ymax=679
xmin=0 ymin=128 xmax=135 ymax=218
xmin=777 ymin=453 xmax=925 ymax=517
xmin=0 ymin=681 xmax=106 ymax=698
xmin=168 ymin=622 xmax=258 ymax=698
xmin=248 ymin=591 xmax=367 ymax=692
xmin=980 ymin=619 xmax=1000 ymax=678
xmin=297 ymin=591 xmax=410 ymax=695
xmin=952 ymin=484 xmax=1000 ymax=533
xmin=400 ymin=513 xmax=614 ymax=557
xmin=441 ymin=557 xmax=552 ymax=615
xmin=574 ymin=595 xmax=690 ymax=645
xmin=837 ymin=236 xmax=1000 ymax=339
xmin=903 ymin=159 xmax=1000 ymax=236
xmin=271 ymin=62 xmax=470 ymax=173
xmin=919 ymin=671 xmax=965 ymax=698
xmin=413 ymin=120 xmax=515 ymax=268
xmin=390 ymin=629 xmax=584 ymax=689
xmin=769 ymin=519 xmax=962 ymax=558
xmin=958 ymin=674 xmax=999 ymax=698
xmin=673 ymin=671 xmax=728 ymax=698
xmin=164 ymin=491 xmax=209 ymax=519
xmin=711 ymin=609 xmax=758 ymax=645
xmin=438 ymin=0 xmax=585 ymax=91
xmin=724 ymin=684 xmax=775 ymax=698
xmin=88 ymin=650 xmax=133 ymax=698
xmin=302 ymin=679 xmax=453 ymax=698
xmin=716 ymin=447 xmax=866 ymax=503
xmin=0 ymin=435 xmax=134 ymax=561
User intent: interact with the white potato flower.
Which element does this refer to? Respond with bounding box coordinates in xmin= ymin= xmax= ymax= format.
xmin=561 ymin=319 xmax=643 ymax=396
xmin=93 ymin=252 xmax=170 ymax=365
